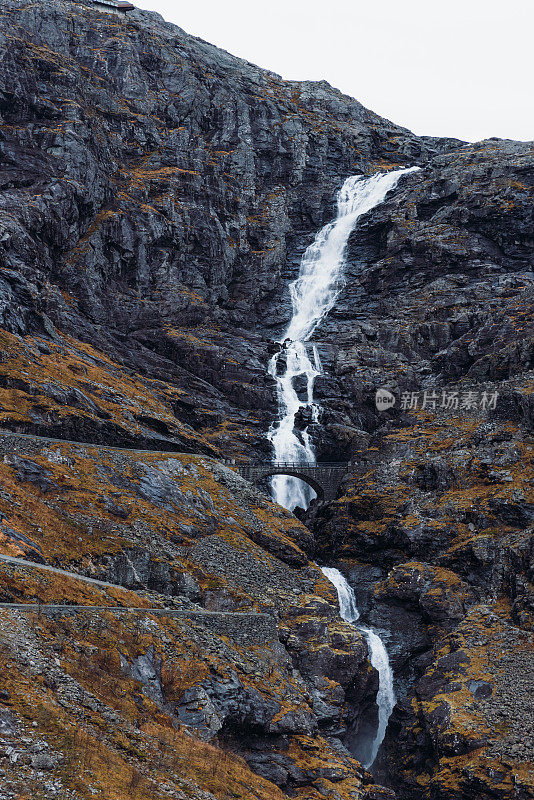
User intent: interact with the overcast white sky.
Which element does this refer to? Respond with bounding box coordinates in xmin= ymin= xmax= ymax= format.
xmin=135 ymin=0 xmax=533 ymax=143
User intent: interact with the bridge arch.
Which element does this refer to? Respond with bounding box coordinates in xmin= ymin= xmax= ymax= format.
xmin=248 ymin=467 xmax=325 ymax=501
xmin=233 ymin=462 xmax=349 ymax=503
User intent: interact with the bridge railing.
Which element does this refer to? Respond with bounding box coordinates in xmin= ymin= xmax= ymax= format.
xmin=233 ymin=461 xmax=349 ymax=470
xmin=266 ymin=462 xmax=347 ymax=469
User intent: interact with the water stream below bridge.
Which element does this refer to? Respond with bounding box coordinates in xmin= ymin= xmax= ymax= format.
xmin=321 ymin=566 xmax=395 ymax=768
xmin=266 ymin=167 xmax=419 ymax=767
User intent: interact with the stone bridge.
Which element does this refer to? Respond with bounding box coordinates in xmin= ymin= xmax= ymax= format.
xmin=233 ymin=461 xmax=349 ymax=502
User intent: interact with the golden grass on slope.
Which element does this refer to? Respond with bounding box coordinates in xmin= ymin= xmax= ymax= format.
xmin=0 ymin=561 xmax=151 ymax=607
xmin=0 ymin=329 xmax=212 ymax=452
xmin=0 ymin=604 xmax=293 ymax=800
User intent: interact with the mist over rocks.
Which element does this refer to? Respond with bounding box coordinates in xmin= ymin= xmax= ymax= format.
xmin=0 ymin=1 xmax=532 ymax=799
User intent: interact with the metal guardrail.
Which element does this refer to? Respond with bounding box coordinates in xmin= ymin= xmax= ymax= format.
xmin=229 ymin=461 xmax=349 ymax=469
xmin=265 ymin=462 xmax=347 ymax=469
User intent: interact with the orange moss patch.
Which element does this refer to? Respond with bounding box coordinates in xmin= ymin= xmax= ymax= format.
xmin=0 ymin=329 xmax=214 ymax=453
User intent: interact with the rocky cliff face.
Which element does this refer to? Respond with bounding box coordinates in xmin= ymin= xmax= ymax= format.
xmin=0 ymin=0 xmax=441 ymax=460
xmin=0 ymin=1 xmax=532 ymax=799
xmin=304 ymin=138 xmax=534 ymax=800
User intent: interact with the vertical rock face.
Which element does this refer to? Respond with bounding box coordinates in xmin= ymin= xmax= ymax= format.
xmin=0 ymin=2 xmax=533 ymax=800
xmin=303 ymin=138 xmax=534 ymax=799
xmin=0 ymin=0 xmax=442 ymax=460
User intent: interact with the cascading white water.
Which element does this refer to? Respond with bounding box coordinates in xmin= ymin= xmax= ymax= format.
xmin=321 ymin=566 xmax=395 ymax=768
xmin=321 ymin=566 xmax=360 ymax=623
xmin=268 ymin=167 xmax=419 ymax=511
xmin=364 ymin=628 xmax=396 ymax=763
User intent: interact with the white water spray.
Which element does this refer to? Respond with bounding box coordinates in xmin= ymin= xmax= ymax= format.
xmin=321 ymin=566 xmax=360 ymax=623
xmin=321 ymin=566 xmax=395 ymax=768
xmin=268 ymin=168 xmax=419 ymax=511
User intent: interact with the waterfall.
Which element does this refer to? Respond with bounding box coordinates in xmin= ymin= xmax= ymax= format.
xmin=321 ymin=566 xmax=395 ymax=769
xmin=268 ymin=167 xmax=419 ymax=511
xmin=321 ymin=566 xmax=360 ymax=623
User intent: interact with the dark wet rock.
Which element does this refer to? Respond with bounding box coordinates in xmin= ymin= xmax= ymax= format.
xmin=373 ymin=562 xmax=477 ymax=629
xmin=10 ymin=456 xmax=60 ymax=493
xmin=294 ymin=406 xmax=314 ymax=430
xmin=362 ymin=788 xmax=397 ymax=800
xmin=383 ymin=607 xmax=534 ymax=799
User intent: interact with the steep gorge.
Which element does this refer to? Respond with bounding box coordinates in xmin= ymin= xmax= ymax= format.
xmin=0 ymin=2 xmax=532 ymax=800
